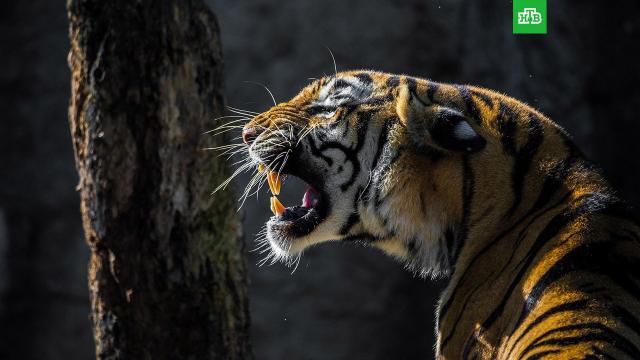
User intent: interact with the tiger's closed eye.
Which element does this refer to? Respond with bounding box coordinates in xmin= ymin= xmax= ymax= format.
xmin=307 ymin=104 xmax=337 ymax=118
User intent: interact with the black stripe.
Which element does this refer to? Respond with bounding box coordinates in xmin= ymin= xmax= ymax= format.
xmin=306 ymin=105 xmax=337 ymax=116
xmin=386 ymin=75 xmax=400 ymax=88
xmin=332 ymin=78 xmax=353 ymax=90
xmin=444 ymin=228 xmax=459 ymax=267
xmin=364 ymin=119 xmax=393 ymax=205
xmin=342 ymin=111 xmax=372 ymax=190
xmin=508 ymin=113 xmax=545 ymax=215
xmin=518 ymin=323 xmax=640 ymax=360
xmin=364 ymin=95 xmax=393 ymax=106
xmin=506 ymin=299 xmax=589 ymax=358
xmin=517 ymin=241 xmax=610 ymax=321
xmin=525 ymin=156 xmax=577 ymax=219
xmin=342 ymin=104 xmax=359 ymax=120
xmin=339 ymin=185 xmax=366 ymax=236
xmin=342 ymin=232 xmax=378 ymax=243
xmin=437 ymin=236 xmax=450 ymax=270
xmin=307 ymin=135 xmax=333 ymax=166
xmin=405 ymin=76 xmax=417 ymax=94
xmin=470 ymin=89 xmax=493 ymax=109
xmin=419 ymin=192 xmax=427 ymax=217
xmin=330 ymin=94 xmax=352 ymax=102
xmin=456 ymin=85 xmax=481 ymax=123
xmin=354 ymin=72 xmax=372 ymax=86
xmin=496 ymin=102 xmax=517 ymax=155
xmin=354 ymin=111 xmax=372 ymax=152
xmin=373 ymin=149 xmax=402 ymax=207
xmin=339 ymin=213 xmax=360 ymax=235
xmin=426 ymin=81 xmax=439 ymax=103
xmin=328 ymin=116 xmax=345 ymax=131
xmin=410 ymin=88 xmax=430 ymax=107
xmin=407 ymin=237 xmax=419 ymax=256
xmin=455 ymin=155 xmax=474 ymax=268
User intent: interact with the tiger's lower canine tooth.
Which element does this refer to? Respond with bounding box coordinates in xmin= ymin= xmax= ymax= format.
xmin=270 ymin=196 xmax=286 ymax=216
xmin=267 ymin=171 xmax=281 ymax=195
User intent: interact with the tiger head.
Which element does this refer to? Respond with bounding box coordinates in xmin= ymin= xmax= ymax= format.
xmin=240 ymin=70 xmax=573 ymax=277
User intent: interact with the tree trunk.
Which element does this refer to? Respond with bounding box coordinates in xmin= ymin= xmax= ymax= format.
xmin=66 ymin=1 xmax=252 ymax=359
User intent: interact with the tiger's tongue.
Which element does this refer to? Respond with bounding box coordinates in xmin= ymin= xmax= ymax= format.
xmin=302 ymin=187 xmax=318 ymax=208
xmin=270 ymin=188 xmax=317 ymax=217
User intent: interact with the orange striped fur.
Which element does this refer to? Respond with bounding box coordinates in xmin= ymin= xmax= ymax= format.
xmin=241 ymin=70 xmax=640 ymax=359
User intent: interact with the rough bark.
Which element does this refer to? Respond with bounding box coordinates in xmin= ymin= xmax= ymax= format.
xmin=67 ymin=1 xmax=251 ymax=359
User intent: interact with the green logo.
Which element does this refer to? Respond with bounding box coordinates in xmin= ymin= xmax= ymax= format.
xmin=513 ymin=0 xmax=547 ymax=34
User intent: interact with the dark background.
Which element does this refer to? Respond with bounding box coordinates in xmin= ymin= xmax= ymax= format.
xmin=1 ymin=1 xmax=639 ymax=359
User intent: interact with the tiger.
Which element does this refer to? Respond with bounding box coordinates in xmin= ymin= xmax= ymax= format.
xmin=234 ymin=70 xmax=640 ymax=359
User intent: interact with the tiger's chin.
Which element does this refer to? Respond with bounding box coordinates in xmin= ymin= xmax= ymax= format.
xmin=266 ymin=201 xmax=327 ymax=255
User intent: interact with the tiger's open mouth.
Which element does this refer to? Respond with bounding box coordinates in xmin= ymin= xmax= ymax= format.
xmin=260 ymin=160 xmax=330 ymax=252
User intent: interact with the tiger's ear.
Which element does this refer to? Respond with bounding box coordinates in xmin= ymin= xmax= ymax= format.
xmin=396 ymin=85 xmax=486 ymax=153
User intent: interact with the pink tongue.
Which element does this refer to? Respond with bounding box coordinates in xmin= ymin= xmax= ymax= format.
xmin=302 ymin=187 xmax=318 ymax=208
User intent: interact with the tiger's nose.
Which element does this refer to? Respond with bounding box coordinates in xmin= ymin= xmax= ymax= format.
xmin=242 ymin=127 xmax=257 ymax=145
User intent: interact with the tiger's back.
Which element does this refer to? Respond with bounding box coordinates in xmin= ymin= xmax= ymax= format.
xmin=440 ymin=177 xmax=640 ymax=359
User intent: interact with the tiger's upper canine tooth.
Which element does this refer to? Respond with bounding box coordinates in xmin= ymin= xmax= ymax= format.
xmin=267 ymin=171 xmax=281 ymax=195
xmin=258 ymin=163 xmax=265 ymax=173
xmin=270 ymin=196 xmax=286 ymax=217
